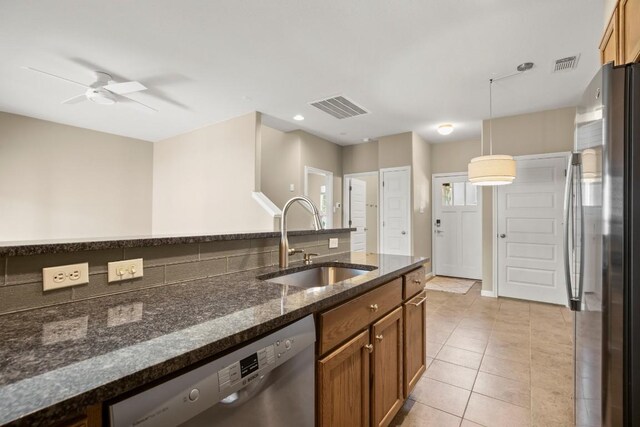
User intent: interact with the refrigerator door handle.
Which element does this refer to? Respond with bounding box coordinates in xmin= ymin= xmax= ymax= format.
xmin=576 ymin=159 xmax=586 ymax=311
xmin=563 ymin=152 xmax=582 ymax=311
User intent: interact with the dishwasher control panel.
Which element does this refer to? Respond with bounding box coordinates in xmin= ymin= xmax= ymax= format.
xmin=109 ymin=315 xmax=315 ymax=427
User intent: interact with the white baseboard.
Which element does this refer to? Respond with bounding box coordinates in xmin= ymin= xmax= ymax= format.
xmin=424 ymin=271 xmax=434 ymax=281
xmin=481 ymin=289 xmax=497 ymax=298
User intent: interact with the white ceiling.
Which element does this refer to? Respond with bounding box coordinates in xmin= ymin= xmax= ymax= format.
xmin=0 ymin=0 xmax=603 ymax=145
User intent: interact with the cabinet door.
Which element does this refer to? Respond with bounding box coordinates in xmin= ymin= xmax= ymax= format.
xmin=371 ymin=307 xmax=403 ymax=427
xmin=620 ymin=0 xmax=640 ymax=64
xmin=600 ymin=6 xmax=620 ymax=65
xmin=318 ymin=330 xmax=370 ymax=427
xmin=403 ymin=291 xmax=427 ymax=398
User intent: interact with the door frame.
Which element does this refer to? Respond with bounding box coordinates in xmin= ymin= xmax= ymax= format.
xmin=343 ymin=171 xmax=379 ymax=252
xmin=493 ymin=151 xmax=571 ymax=299
xmin=303 ymin=165 xmax=334 ymax=228
xmin=431 ymin=171 xmax=477 ymax=277
xmin=380 ymin=166 xmax=412 ymax=256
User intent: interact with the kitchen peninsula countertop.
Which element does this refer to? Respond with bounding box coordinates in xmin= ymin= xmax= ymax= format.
xmin=0 ymin=252 xmax=427 ymax=426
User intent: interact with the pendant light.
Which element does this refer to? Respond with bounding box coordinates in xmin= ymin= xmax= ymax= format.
xmin=468 ymin=62 xmax=533 ymax=186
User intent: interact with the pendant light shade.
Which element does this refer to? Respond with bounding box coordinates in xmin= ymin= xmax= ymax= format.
xmin=468 ymin=154 xmax=516 ymax=186
xmin=467 ymin=64 xmax=533 ymax=186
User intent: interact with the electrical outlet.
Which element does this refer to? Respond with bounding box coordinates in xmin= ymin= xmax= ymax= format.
xmin=42 ymin=263 xmax=89 ymax=291
xmin=329 ymin=238 xmax=339 ymax=249
xmin=108 ymin=258 xmax=144 ymax=283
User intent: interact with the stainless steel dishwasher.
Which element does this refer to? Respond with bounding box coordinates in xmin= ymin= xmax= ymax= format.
xmin=109 ymin=315 xmax=315 ymax=427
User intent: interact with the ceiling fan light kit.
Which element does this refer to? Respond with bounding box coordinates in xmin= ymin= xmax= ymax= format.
xmin=468 ymin=63 xmax=533 ymax=186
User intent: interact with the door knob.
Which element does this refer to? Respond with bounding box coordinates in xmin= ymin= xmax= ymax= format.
xmin=500 ymin=234 xmax=506 ymax=238
xmin=401 ymin=231 xmax=406 ymax=235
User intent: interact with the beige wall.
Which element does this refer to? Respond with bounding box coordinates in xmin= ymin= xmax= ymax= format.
xmin=430 ymin=140 xmax=480 ymax=174
xmin=378 ymin=132 xmax=413 ymax=169
xmin=260 ymin=126 xmax=343 ymax=230
xmin=153 ymin=112 xmax=273 ymax=234
xmin=412 ymin=133 xmax=432 ymax=260
xmin=0 ymin=111 xmax=153 ymax=241
xmin=342 ymin=140 xmax=379 ymax=174
xmin=297 ymin=131 xmax=343 ymax=228
xmin=480 ymin=107 xmax=575 ymax=293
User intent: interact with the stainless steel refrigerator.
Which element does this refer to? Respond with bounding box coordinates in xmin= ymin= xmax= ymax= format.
xmin=566 ymin=62 xmax=640 ymax=426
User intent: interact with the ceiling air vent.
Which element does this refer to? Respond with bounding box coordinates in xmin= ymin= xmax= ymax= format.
xmin=552 ymin=55 xmax=580 ymax=73
xmin=309 ymin=95 xmax=369 ymax=119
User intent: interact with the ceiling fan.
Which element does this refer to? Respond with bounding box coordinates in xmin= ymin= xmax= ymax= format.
xmin=23 ymin=66 xmax=158 ymax=112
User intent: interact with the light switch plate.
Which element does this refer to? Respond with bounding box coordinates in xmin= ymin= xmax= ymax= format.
xmin=329 ymin=238 xmax=339 ymax=249
xmin=108 ymin=258 xmax=144 ymax=283
xmin=43 ymin=263 xmax=89 ymax=291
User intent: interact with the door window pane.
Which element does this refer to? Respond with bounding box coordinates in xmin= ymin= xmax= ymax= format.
xmin=465 ymin=183 xmax=478 ymax=206
xmin=442 ymin=183 xmax=452 ymax=206
xmin=453 ymin=182 xmax=465 ymax=206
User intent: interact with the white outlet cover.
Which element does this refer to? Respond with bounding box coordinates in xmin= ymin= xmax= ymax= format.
xmin=108 ymin=258 xmax=144 ymax=283
xmin=329 ymin=238 xmax=339 ymax=249
xmin=43 ymin=263 xmax=89 ymax=291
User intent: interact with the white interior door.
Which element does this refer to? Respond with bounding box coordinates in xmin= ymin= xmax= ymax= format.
xmin=432 ymin=174 xmax=482 ymax=279
xmin=497 ymin=154 xmax=568 ymax=305
xmin=381 ymin=168 xmax=411 ymax=256
xmin=348 ymin=178 xmax=367 ymax=252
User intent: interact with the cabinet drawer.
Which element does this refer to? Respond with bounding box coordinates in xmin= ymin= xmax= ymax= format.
xmin=403 ymin=267 xmax=426 ymax=300
xmin=319 ymin=278 xmax=402 ymax=355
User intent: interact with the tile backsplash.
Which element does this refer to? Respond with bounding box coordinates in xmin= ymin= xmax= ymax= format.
xmin=0 ymin=232 xmax=350 ymax=315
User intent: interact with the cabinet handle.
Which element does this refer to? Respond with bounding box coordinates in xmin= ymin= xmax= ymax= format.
xmin=369 ymin=304 xmax=379 ymax=312
xmin=409 ymin=291 xmax=428 ymax=306
xmin=375 ymin=334 xmax=384 ymax=341
xmin=413 ymin=279 xmax=421 ymax=284
xmin=364 ymin=344 xmax=374 ymax=353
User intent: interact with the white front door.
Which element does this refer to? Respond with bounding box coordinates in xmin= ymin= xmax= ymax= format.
xmin=348 ymin=178 xmax=367 ymax=252
xmin=381 ymin=167 xmax=411 ymax=256
xmin=497 ymin=154 xmax=569 ymax=305
xmin=432 ymin=174 xmax=482 ymax=279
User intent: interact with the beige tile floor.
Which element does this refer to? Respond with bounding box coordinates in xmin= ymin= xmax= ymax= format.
xmin=391 ymin=282 xmax=574 ymax=427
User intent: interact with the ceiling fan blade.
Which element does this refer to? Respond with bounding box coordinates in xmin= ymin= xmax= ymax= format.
xmin=103 ymin=81 xmax=147 ymax=95
xmin=118 ymin=95 xmax=158 ymax=113
xmin=61 ymin=94 xmax=87 ymax=105
xmin=23 ymin=66 xmax=90 ymax=88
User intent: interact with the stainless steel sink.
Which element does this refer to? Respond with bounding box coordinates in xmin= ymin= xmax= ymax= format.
xmin=264 ymin=266 xmax=370 ymax=288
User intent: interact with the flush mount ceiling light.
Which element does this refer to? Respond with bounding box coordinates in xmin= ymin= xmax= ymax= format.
xmin=468 ymin=63 xmax=534 ymax=186
xmin=293 ymin=114 xmax=304 ymax=121
xmin=437 ymin=124 xmax=454 ymax=135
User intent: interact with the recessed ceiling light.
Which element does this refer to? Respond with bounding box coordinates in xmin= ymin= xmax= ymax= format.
xmin=437 ymin=124 xmax=454 ymax=135
xmin=293 ymin=114 xmax=304 ymax=121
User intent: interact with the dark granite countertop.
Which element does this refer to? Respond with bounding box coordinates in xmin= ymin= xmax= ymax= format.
xmin=0 ymin=228 xmax=354 ymax=257
xmin=0 ymin=252 xmax=426 ymax=426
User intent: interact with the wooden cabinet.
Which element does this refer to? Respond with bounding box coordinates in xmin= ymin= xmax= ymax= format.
xmin=371 ymin=307 xmax=404 ymax=427
xmin=319 ymin=278 xmax=402 ymax=355
xmin=318 ymin=330 xmax=371 ymax=427
xmin=316 ymin=267 xmax=427 ymax=427
xmin=620 ymin=0 xmax=640 ymax=64
xmin=402 ymin=266 xmax=426 ymax=300
xmin=403 ymin=290 xmax=427 ymax=398
xmin=600 ymin=0 xmax=639 ymax=65
xmin=600 ymin=6 xmax=620 ymax=65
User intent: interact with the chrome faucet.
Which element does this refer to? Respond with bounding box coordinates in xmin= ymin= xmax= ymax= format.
xmin=279 ymin=196 xmax=323 ymax=268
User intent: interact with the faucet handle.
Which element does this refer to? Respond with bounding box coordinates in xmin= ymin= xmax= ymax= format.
xmin=303 ymin=253 xmax=319 ymax=265
xmin=288 ymin=248 xmax=305 ymax=256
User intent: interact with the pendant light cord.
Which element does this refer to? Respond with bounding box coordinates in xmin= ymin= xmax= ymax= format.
xmin=484 ymin=68 xmax=528 ymax=158
xmin=489 ymin=78 xmax=493 ymax=156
